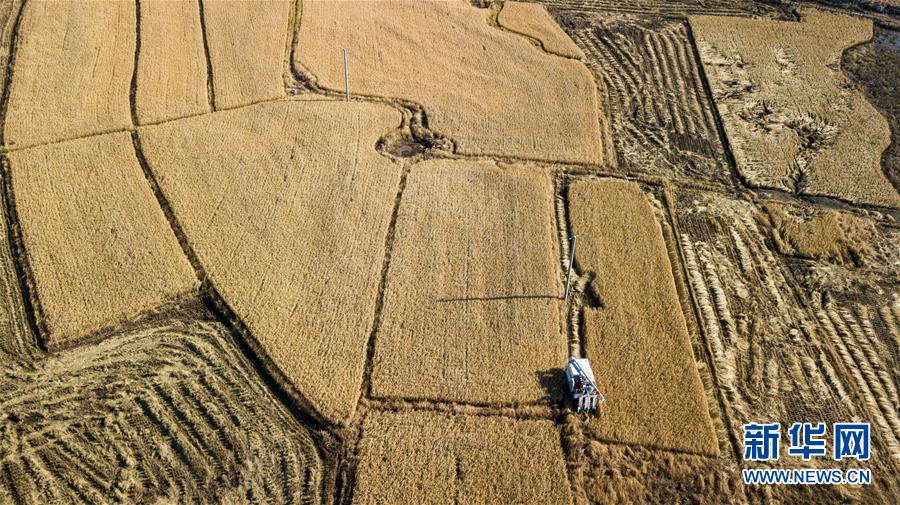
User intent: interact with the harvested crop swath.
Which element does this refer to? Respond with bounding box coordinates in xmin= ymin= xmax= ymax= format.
xmin=0 ymin=1 xmax=22 ymax=113
xmin=353 ymin=410 xmax=571 ymax=505
xmin=0 ymin=178 xmax=38 ymax=366
xmin=764 ymin=203 xmax=877 ymax=266
xmin=138 ymin=100 xmax=402 ymax=425
xmin=136 ymin=0 xmax=210 ymax=124
xmin=559 ymin=14 xmax=729 ymax=183
xmin=372 ymin=160 xmax=565 ymax=405
xmin=536 ymin=0 xmax=785 ymax=17
xmin=567 ymin=179 xmax=717 ymax=455
xmin=203 ymin=0 xmax=291 ymax=110
xmin=295 ymin=0 xmax=604 ymax=164
xmin=7 ymin=132 xmax=197 ymax=349
xmin=4 ymin=0 xmax=134 ymax=149
xmin=691 ymin=10 xmax=900 ymax=208
xmin=497 ymin=1 xmax=583 ymax=59
xmin=0 ymin=312 xmax=324 ymax=504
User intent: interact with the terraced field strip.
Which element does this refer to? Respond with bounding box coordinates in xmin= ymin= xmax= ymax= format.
xmin=537 ymin=0 xmax=783 ymax=17
xmin=0 ymin=313 xmax=325 ymax=504
xmin=295 ymin=0 xmax=604 ymax=164
xmin=567 ymin=178 xmax=717 ymax=456
xmin=138 ymin=99 xmax=403 ymax=426
xmin=203 ymin=0 xmax=291 ymax=110
xmin=3 ymin=0 xmax=134 ymax=149
xmin=352 ymin=410 xmax=571 ymax=505
xmin=565 ymin=14 xmax=728 ymax=183
xmin=135 ymin=0 xmax=210 ymax=124
xmin=7 ymin=132 xmax=198 ymax=349
xmin=372 ymin=160 xmax=566 ymax=406
xmin=691 ymin=9 xmax=900 ymax=208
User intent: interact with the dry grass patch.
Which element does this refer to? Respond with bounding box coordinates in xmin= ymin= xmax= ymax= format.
xmin=138 ymin=100 xmax=402 ymax=425
xmin=372 ymin=160 xmax=566 ymax=406
xmin=136 ymin=0 xmax=210 ymax=124
xmin=4 ymin=0 xmax=134 ymax=148
xmin=204 ymin=0 xmax=291 ymax=109
xmin=568 ymin=178 xmax=717 ymax=455
xmin=7 ymin=132 xmax=198 ymax=348
xmin=764 ymin=203 xmax=877 ymax=266
xmin=296 ymin=0 xmax=603 ymax=164
xmin=353 ymin=410 xmax=571 ymax=505
xmin=497 ymin=1 xmax=584 ymax=59
xmin=691 ymin=9 xmax=900 ymax=208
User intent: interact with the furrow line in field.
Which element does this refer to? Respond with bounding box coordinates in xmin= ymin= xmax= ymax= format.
xmin=854 ymin=305 xmax=899 ymax=407
xmin=197 ymin=0 xmax=216 ymax=111
xmin=645 ymin=31 xmax=681 ymax=134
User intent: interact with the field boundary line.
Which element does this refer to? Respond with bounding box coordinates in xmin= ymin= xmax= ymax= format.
xmin=490 ymin=0 xmax=583 ymax=61
xmin=365 ymin=397 xmax=555 ymax=421
xmin=0 ymin=0 xmax=26 ymax=147
xmin=130 ymin=0 xmax=141 ymax=127
xmin=197 ymin=0 xmax=216 ymax=111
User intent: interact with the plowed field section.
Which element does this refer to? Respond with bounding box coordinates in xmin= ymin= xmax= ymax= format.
xmin=138 ymin=100 xmax=402 ymax=425
xmin=372 ymin=160 xmax=566 ymax=406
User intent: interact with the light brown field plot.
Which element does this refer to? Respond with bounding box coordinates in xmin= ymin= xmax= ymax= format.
xmin=135 ymin=0 xmax=210 ymax=124
xmin=558 ymin=14 xmax=730 ymax=183
xmin=691 ymin=10 xmax=900 ymax=208
xmin=371 ymin=160 xmax=565 ymax=405
xmin=763 ymin=202 xmax=878 ymax=266
xmin=567 ymin=178 xmax=717 ymax=455
xmin=203 ymin=0 xmax=291 ymax=110
xmin=138 ymin=100 xmax=402 ymax=425
xmin=0 ymin=311 xmax=326 ymax=504
xmin=352 ymin=410 xmax=571 ymax=505
xmin=4 ymin=0 xmax=135 ymax=149
xmin=295 ymin=0 xmax=604 ymax=164
xmin=0 ymin=175 xmax=38 ymax=366
xmin=497 ymin=1 xmax=583 ymax=59
xmin=672 ymin=190 xmax=900 ymax=476
xmin=7 ymin=132 xmax=197 ymax=349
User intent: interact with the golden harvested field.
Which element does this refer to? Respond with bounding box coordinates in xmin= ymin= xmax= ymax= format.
xmin=567 ymin=178 xmax=717 ymax=455
xmin=203 ymin=0 xmax=291 ymax=110
xmin=352 ymin=410 xmax=571 ymax=505
xmin=7 ymin=132 xmax=198 ymax=349
xmin=691 ymin=9 xmax=900 ymax=208
xmin=1 ymin=0 xmax=899 ymax=503
xmin=3 ymin=0 xmax=134 ymax=149
xmin=497 ymin=1 xmax=584 ymax=59
xmin=372 ymin=160 xmax=566 ymax=405
xmin=295 ymin=0 xmax=604 ymax=164
xmin=138 ymin=100 xmax=403 ymax=425
xmin=135 ymin=0 xmax=210 ymax=124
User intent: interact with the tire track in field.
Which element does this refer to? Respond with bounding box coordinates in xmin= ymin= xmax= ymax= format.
xmin=0 ymin=309 xmax=327 ymax=504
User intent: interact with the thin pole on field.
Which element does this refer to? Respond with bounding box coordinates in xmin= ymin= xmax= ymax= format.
xmin=564 ymin=235 xmax=577 ymax=302
xmin=342 ymin=48 xmax=350 ymax=102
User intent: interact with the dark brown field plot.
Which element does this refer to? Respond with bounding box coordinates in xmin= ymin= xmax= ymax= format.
xmin=567 ymin=178 xmax=717 ymax=455
xmin=371 ymin=160 xmax=566 ymax=406
xmin=135 ymin=0 xmax=210 ymax=124
xmin=0 ymin=311 xmax=325 ymax=504
xmin=4 ymin=0 xmax=134 ymax=149
xmin=536 ymin=0 xmax=788 ymax=17
xmin=138 ymin=100 xmax=403 ymax=426
xmin=203 ymin=0 xmax=291 ymax=109
xmin=7 ymin=132 xmax=198 ymax=349
xmin=295 ymin=0 xmax=605 ymax=164
xmin=672 ymin=190 xmax=900 ymax=476
xmin=352 ymin=410 xmax=571 ymax=505
xmin=556 ymin=13 xmax=729 ymax=183
xmin=844 ymin=25 xmax=900 ymax=194
xmin=691 ymin=10 xmax=900 ymax=208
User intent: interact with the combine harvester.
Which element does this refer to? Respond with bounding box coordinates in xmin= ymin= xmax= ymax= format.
xmin=565 ymin=357 xmax=604 ymax=413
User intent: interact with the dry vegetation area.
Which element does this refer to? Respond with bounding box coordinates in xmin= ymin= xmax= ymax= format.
xmin=497 ymin=1 xmax=584 ymax=59
xmin=3 ymin=0 xmax=134 ymax=149
xmin=567 ymin=178 xmax=717 ymax=456
xmin=691 ymin=9 xmax=900 ymax=207
xmin=0 ymin=309 xmax=326 ymax=504
xmin=372 ymin=160 xmax=566 ymax=405
xmin=203 ymin=0 xmax=291 ymax=110
xmin=138 ymin=100 xmax=402 ymax=425
xmin=557 ymin=13 xmax=730 ymax=183
xmin=764 ymin=203 xmax=878 ymax=266
xmin=295 ymin=0 xmax=604 ymax=164
xmin=135 ymin=0 xmax=210 ymax=124
xmin=7 ymin=132 xmax=197 ymax=349
xmin=352 ymin=410 xmax=571 ymax=505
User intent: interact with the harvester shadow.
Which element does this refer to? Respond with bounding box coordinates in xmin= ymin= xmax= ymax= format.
xmin=536 ymin=367 xmax=566 ymax=405
xmin=435 ymin=294 xmax=559 ymax=303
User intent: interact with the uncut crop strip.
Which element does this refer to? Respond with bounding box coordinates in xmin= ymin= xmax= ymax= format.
xmin=0 ymin=313 xmax=325 ymax=504
xmin=537 ymin=0 xmax=785 ymax=17
xmin=563 ymin=16 xmax=728 ymax=182
xmin=0 ymin=179 xmax=39 ymax=365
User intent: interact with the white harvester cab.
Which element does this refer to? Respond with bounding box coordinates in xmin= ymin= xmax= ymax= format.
xmin=565 ymin=357 xmax=604 ymax=413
